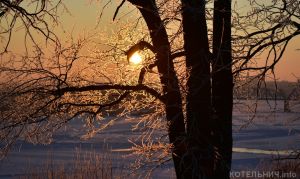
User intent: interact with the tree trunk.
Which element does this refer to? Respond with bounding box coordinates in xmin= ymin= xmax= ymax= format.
xmin=212 ymin=0 xmax=233 ymax=178
xmin=181 ymin=0 xmax=214 ymax=178
xmin=128 ymin=0 xmax=186 ymax=178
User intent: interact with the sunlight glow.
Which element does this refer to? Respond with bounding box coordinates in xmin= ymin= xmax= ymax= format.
xmin=129 ymin=52 xmax=143 ymax=65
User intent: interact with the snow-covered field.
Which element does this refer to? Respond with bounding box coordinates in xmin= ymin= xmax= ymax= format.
xmin=1 ymin=100 xmax=300 ymax=178
xmin=232 ymin=100 xmax=300 ymax=172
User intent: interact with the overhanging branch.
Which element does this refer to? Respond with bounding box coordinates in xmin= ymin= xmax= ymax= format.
xmin=56 ymin=84 xmax=165 ymax=102
xmin=126 ymin=41 xmax=156 ymax=61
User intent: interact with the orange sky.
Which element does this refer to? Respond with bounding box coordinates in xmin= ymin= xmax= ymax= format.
xmin=7 ymin=0 xmax=300 ymax=82
xmin=273 ymin=37 xmax=300 ymax=81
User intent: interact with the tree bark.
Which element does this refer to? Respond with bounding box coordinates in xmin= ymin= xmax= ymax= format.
xmin=212 ymin=0 xmax=233 ymax=178
xmin=181 ymin=0 xmax=214 ymax=178
xmin=128 ymin=0 xmax=233 ymax=178
xmin=128 ymin=0 xmax=186 ymax=178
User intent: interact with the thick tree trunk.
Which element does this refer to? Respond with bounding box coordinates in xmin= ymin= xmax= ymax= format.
xmin=212 ymin=0 xmax=233 ymax=178
xmin=129 ymin=0 xmax=233 ymax=178
xmin=181 ymin=0 xmax=214 ymax=178
xmin=128 ymin=0 xmax=186 ymax=178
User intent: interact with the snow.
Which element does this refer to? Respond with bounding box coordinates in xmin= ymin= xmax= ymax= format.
xmin=0 ymin=100 xmax=300 ymax=178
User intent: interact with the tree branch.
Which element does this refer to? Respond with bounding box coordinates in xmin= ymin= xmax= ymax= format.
xmin=170 ymin=51 xmax=185 ymax=60
xmin=126 ymin=41 xmax=156 ymax=61
xmin=113 ymin=0 xmax=126 ymax=21
xmin=56 ymin=84 xmax=164 ymax=102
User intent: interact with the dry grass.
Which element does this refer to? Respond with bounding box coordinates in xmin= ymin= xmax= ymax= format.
xmin=18 ymin=149 xmax=123 ymax=179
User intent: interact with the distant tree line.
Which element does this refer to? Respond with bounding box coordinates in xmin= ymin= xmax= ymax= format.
xmin=235 ymin=80 xmax=300 ymax=100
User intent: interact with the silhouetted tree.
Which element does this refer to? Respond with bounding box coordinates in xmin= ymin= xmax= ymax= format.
xmin=1 ymin=0 xmax=299 ymax=178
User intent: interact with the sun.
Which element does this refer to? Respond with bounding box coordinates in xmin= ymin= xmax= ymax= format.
xmin=129 ymin=52 xmax=143 ymax=65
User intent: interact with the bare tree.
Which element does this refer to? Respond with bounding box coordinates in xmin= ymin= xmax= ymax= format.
xmin=0 ymin=0 xmax=299 ymax=178
xmin=0 ymin=0 xmax=65 ymax=53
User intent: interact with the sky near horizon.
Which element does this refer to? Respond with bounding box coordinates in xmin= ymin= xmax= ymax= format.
xmin=5 ymin=0 xmax=300 ymax=82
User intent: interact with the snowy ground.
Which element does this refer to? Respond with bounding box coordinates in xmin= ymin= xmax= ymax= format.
xmin=0 ymin=100 xmax=300 ymax=178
